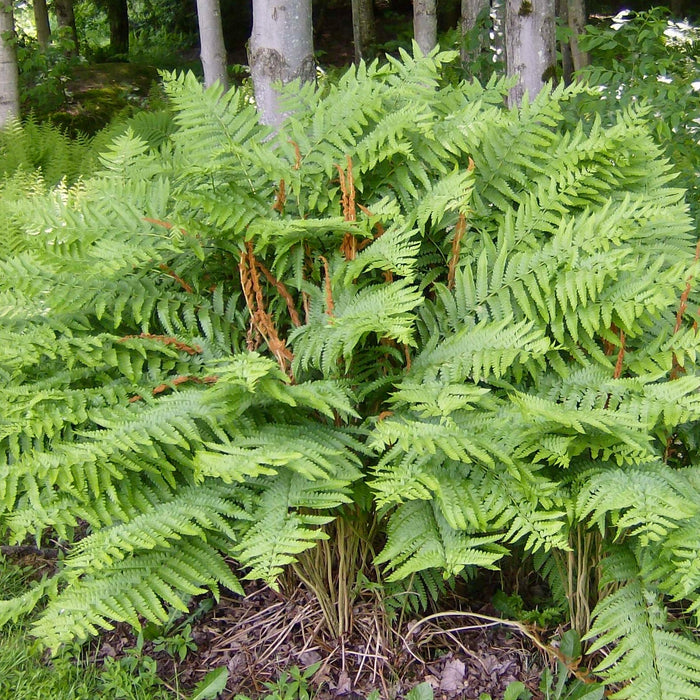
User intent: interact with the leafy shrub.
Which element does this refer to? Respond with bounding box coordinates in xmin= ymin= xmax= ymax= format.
xmin=576 ymin=9 xmax=700 ymax=223
xmin=17 ymin=28 xmax=83 ymax=117
xmin=1 ymin=49 xmax=700 ymax=698
xmin=128 ymin=28 xmax=196 ymax=68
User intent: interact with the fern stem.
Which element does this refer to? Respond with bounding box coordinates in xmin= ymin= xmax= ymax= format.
xmin=256 ymin=258 xmax=302 ymax=327
xmin=447 ymin=211 xmax=467 ymax=290
xmin=319 ymin=255 xmax=335 ymax=317
xmin=272 ymin=178 xmax=286 ymax=213
xmin=613 ymin=329 xmax=625 ymax=379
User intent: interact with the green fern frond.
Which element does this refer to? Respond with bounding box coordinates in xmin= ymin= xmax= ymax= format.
xmin=234 ymin=470 xmax=353 ymax=584
xmin=577 ymin=462 xmax=697 ymax=544
xmin=66 ymin=483 xmax=249 ymax=573
xmin=587 ymin=546 xmax=700 ymax=699
xmin=290 ymin=278 xmax=422 ymax=374
xmin=410 ymin=316 xmax=551 ymax=383
xmin=375 ymin=500 xmax=507 ymax=580
xmin=32 ymin=537 xmax=242 ymax=650
xmin=195 ymin=424 xmax=363 ymax=482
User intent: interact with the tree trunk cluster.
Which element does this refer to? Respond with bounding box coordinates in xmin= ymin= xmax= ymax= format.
xmin=413 ymin=0 xmax=437 ymax=56
xmin=505 ymin=0 xmax=556 ymax=106
xmin=0 ymin=0 xmax=599 ymax=132
xmin=55 ymin=0 xmax=79 ymax=54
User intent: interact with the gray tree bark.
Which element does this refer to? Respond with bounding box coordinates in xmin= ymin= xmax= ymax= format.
xmin=55 ymin=0 xmax=79 ymax=54
xmin=460 ymin=0 xmax=490 ymax=69
xmin=249 ymin=0 xmax=315 ymax=127
xmin=505 ymin=0 xmax=556 ymax=107
xmin=33 ymin=0 xmax=51 ymax=49
xmin=351 ymin=0 xmax=375 ymax=64
xmin=413 ymin=0 xmax=437 ymax=56
xmin=0 ymin=0 xmax=19 ymax=128
xmin=565 ymin=0 xmax=588 ymax=74
xmin=196 ymin=0 xmax=228 ymax=89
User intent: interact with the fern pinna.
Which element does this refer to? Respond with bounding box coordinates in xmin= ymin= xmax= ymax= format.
xmin=1 ymin=48 xmax=700 ymax=696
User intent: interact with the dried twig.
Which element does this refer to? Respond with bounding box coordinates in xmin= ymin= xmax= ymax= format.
xmin=119 ymin=333 xmax=202 ymax=355
xmin=670 ymin=238 xmax=700 ymax=379
xmin=273 ymin=179 xmax=286 ymax=213
xmin=289 ymin=140 xmax=302 ymax=170
xmin=406 ymin=611 xmax=596 ymax=686
xmin=613 ymin=328 xmax=625 ymax=379
xmin=239 ymin=243 xmax=294 ymax=375
xmin=337 ymin=156 xmax=358 ymax=260
xmin=158 ymin=263 xmax=194 ymax=294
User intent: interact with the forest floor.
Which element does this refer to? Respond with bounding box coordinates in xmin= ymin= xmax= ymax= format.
xmin=92 ymin=580 xmax=546 ymax=699
xmin=4 ymin=547 xmax=552 ymax=698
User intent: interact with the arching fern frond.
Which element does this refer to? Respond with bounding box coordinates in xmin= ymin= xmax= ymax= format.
xmin=375 ymin=500 xmax=507 ymax=581
xmin=32 ymin=537 xmax=243 ymax=649
xmin=587 ymin=546 xmax=700 ymax=700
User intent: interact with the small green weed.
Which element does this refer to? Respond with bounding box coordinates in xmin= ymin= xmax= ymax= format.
xmin=98 ymin=651 xmax=172 ymax=700
xmin=492 ymin=591 xmax=563 ymax=629
xmin=479 ymin=681 xmax=532 ymax=700
xmin=233 ymin=663 xmax=321 ymax=700
xmin=539 ymin=631 xmax=604 ymax=700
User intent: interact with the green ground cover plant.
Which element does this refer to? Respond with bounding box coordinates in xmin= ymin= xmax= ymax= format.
xmin=1 ymin=48 xmax=700 ymax=697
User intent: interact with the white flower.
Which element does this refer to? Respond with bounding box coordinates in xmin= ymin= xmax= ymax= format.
xmin=611 ymin=9 xmax=632 ymax=30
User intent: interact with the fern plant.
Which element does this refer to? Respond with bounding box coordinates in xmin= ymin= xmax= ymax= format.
xmin=1 ymin=47 xmax=700 ymax=697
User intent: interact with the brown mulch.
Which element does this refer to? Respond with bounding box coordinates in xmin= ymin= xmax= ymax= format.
xmin=92 ymin=580 xmax=546 ymax=699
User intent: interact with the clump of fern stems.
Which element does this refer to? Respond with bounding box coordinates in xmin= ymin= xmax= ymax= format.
xmin=1 ymin=47 xmax=700 ymax=698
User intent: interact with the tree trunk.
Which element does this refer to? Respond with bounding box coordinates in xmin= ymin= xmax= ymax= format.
xmin=33 ymin=0 xmax=51 ymax=49
xmin=566 ymin=0 xmax=588 ymax=73
xmin=351 ymin=0 xmax=375 ymax=64
xmin=413 ymin=0 xmax=437 ymax=56
xmin=249 ymin=0 xmax=315 ymax=127
xmin=196 ymin=0 xmax=228 ymax=88
xmin=0 ymin=0 xmax=19 ymax=127
xmin=107 ymin=0 xmax=129 ymax=56
xmin=460 ymin=0 xmax=489 ymax=69
xmin=505 ymin=0 xmax=555 ymax=107
xmin=54 ymin=0 xmax=79 ymax=54
xmin=557 ymin=0 xmax=573 ymax=84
